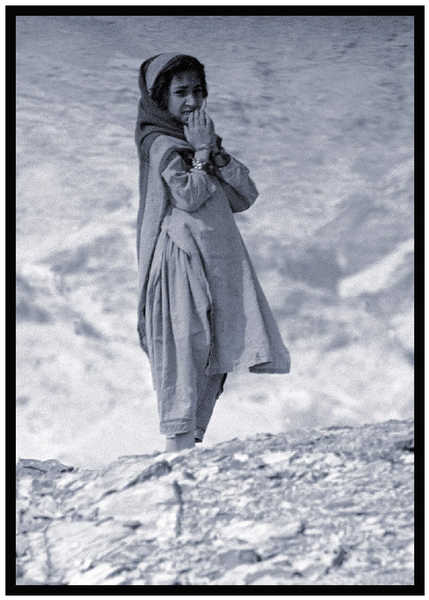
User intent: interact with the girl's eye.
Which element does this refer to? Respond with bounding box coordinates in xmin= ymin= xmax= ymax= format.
xmin=175 ymin=89 xmax=202 ymax=96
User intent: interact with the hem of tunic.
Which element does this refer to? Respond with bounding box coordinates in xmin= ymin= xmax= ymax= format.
xmin=205 ymin=351 xmax=291 ymax=376
xmin=249 ymin=366 xmax=290 ymax=373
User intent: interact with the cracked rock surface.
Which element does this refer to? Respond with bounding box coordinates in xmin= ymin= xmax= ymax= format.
xmin=16 ymin=418 xmax=414 ymax=586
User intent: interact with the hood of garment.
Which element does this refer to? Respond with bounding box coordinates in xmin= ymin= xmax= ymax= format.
xmin=134 ymin=53 xmax=189 ymax=159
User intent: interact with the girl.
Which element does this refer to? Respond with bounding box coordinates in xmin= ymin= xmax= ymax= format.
xmin=135 ymin=53 xmax=290 ymax=453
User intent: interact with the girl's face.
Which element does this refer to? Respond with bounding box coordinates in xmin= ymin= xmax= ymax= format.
xmin=167 ymin=70 xmax=205 ymax=124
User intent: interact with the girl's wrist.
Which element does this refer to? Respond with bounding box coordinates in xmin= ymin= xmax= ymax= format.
xmin=195 ymin=149 xmax=210 ymax=162
xmin=194 ymin=143 xmax=215 ymax=152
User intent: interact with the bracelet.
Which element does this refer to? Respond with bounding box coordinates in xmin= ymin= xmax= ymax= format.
xmin=191 ymin=157 xmax=217 ymax=175
xmin=191 ymin=157 xmax=209 ymax=170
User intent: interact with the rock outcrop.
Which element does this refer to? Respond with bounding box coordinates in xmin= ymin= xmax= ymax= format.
xmin=16 ymin=418 xmax=414 ymax=586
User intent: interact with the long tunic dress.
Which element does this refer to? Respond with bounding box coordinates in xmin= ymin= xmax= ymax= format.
xmin=145 ymin=144 xmax=290 ymax=439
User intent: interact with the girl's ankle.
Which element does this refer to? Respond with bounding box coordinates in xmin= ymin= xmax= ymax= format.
xmin=165 ymin=431 xmax=195 ymax=452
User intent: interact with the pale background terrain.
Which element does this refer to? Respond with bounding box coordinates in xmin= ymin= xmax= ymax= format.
xmin=16 ymin=15 xmax=414 ymax=468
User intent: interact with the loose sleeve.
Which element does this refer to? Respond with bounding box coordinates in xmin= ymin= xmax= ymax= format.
xmin=161 ymin=151 xmax=217 ymax=213
xmin=216 ymin=154 xmax=259 ymax=212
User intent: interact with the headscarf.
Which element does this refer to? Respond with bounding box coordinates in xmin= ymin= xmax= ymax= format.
xmin=134 ymin=53 xmax=189 ymax=260
xmin=134 ymin=53 xmax=188 ymax=163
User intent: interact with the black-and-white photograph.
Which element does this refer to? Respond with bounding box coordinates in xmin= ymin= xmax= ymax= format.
xmin=12 ymin=6 xmax=419 ymax=591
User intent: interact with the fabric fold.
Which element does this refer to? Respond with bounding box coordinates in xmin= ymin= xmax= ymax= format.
xmin=145 ymin=229 xmax=226 ymax=436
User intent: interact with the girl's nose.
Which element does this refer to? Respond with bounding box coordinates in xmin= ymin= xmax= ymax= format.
xmin=185 ymin=94 xmax=198 ymax=108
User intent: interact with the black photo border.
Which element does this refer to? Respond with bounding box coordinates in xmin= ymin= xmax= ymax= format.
xmin=6 ymin=4 xmax=424 ymax=596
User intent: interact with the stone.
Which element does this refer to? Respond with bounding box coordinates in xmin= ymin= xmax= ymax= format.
xmin=31 ymin=478 xmax=57 ymax=496
xmin=45 ymin=519 xmax=130 ymax=583
xmin=122 ymin=520 xmax=142 ymax=530
xmin=150 ymin=570 xmax=180 ymax=585
xmin=232 ymin=452 xmax=249 ymax=462
xmin=17 ymin=458 xmax=74 ymax=476
xmin=67 ymin=562 xmax=124 ymax=585
xmin=18 ymin=531 xmax=49 ymax=583
xmin=16 ymin=536 xmax=30 ymax=557
xmin=96 ymin=479 xmax=179 ymax=542
xmin=124 ymin=460 xmax=172 ymax=488
xmin=221 ymin=519 xmax=302 ymax=545
xmin=195 ymin=464 xmax=219 ymax=481
xmin=217 ymin=548 xmax=261 ymax=569
xmin=31 ymin=495 xmax=61 ymax=518
xmin=246 ymin=569 xmax=296 ymax=585
xmin=17 ymin=477 xmax=33 ymax=499
xmin=261 ymin=450 xmax=295 ymax=466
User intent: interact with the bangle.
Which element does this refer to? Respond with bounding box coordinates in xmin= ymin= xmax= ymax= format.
xmin=191 ymin=158 xmax=208 ymax=170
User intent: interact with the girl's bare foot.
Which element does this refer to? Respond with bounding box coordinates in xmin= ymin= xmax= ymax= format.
xmin=165 ymin=431 xmax=195 ymax=452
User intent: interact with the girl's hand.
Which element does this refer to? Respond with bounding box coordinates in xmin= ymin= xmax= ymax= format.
xmin=184 ymin=108 xmax=216 ymax=150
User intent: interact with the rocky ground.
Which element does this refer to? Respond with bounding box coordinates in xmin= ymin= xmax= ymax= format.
xmin=16 ymin=418 xmax=414 ymax=586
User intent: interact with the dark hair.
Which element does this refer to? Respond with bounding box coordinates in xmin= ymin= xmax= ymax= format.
xmin=149 ymin=55 xmax=208 ymax=110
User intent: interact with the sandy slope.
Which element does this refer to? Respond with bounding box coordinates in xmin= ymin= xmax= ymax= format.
xmin=16 ymin=15 xmax=413 ymax=467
